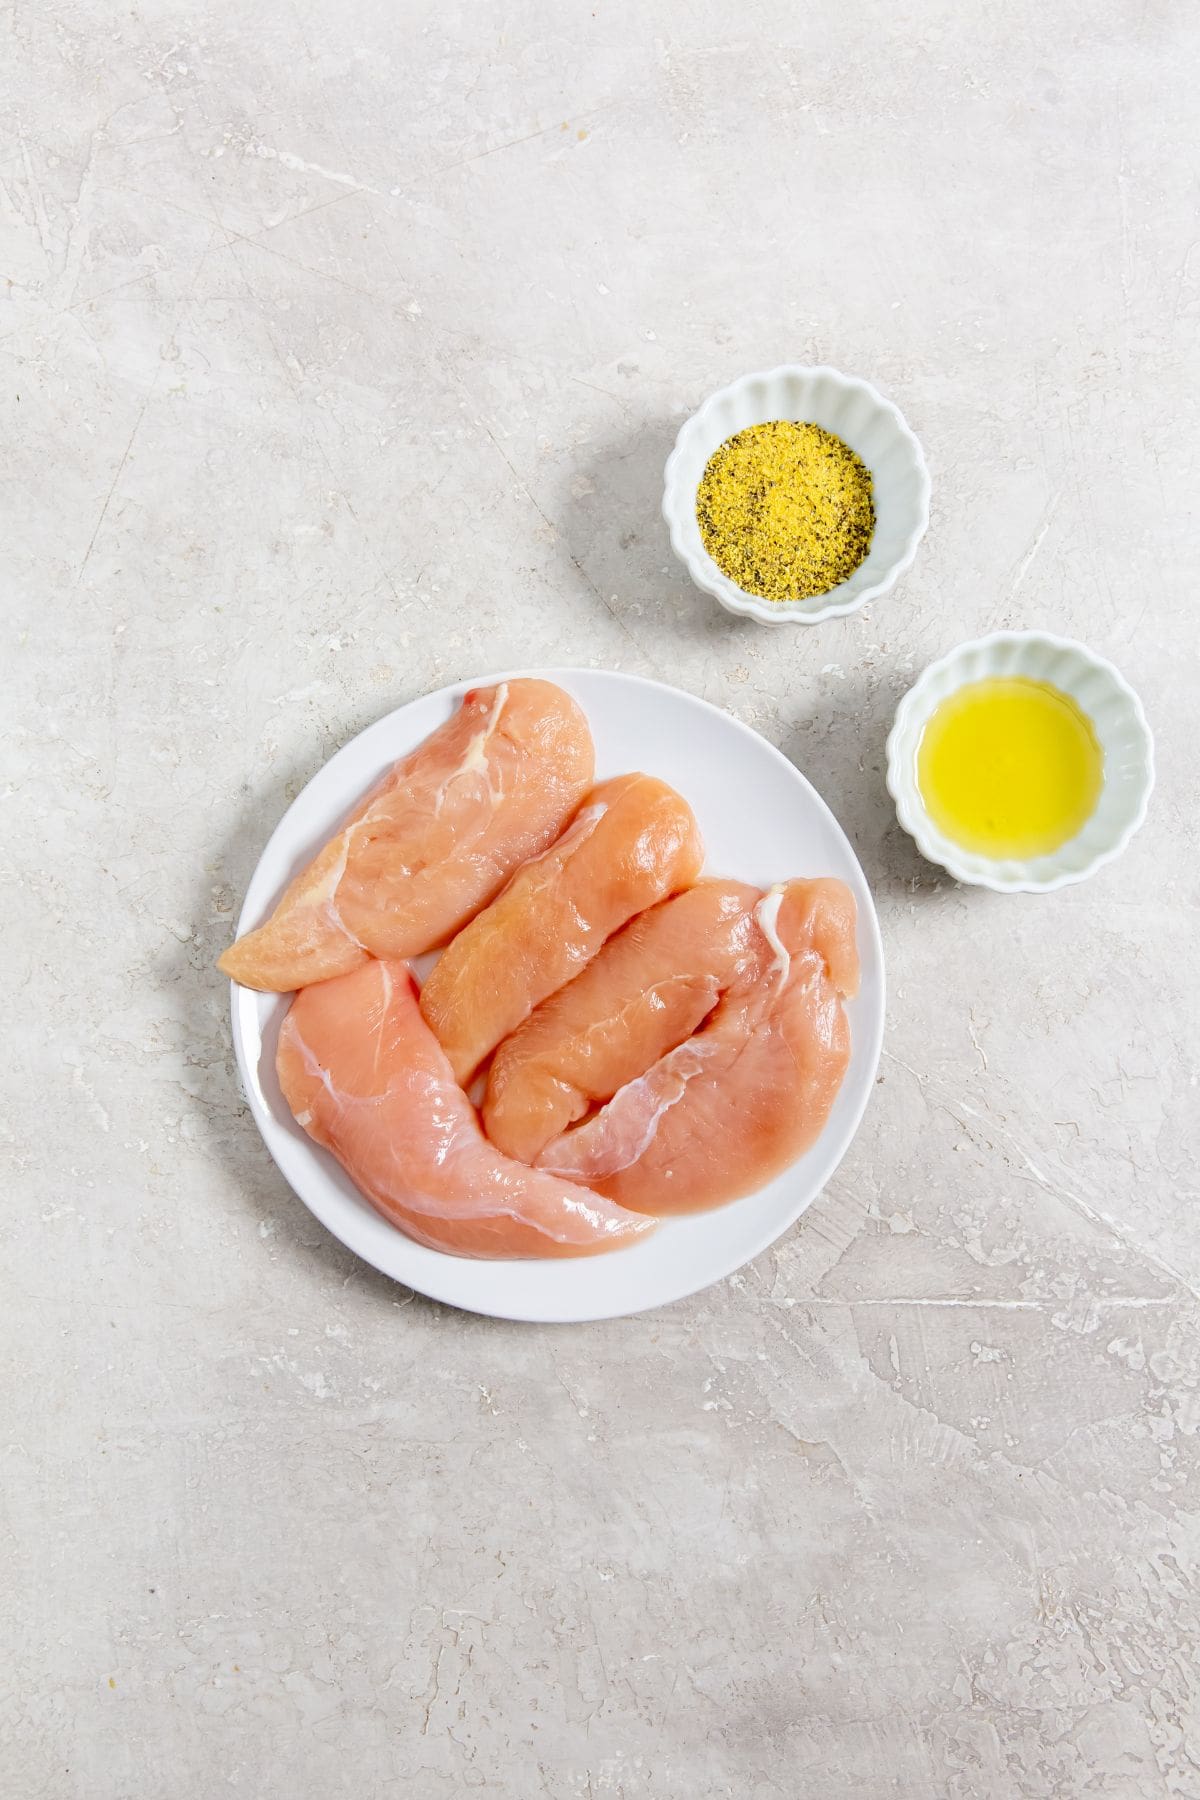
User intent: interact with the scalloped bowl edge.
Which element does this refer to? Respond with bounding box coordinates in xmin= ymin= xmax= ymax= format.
xmin=885 ymin=631 xmax=1154 ymax=892
xmin=663 ymin=365 xmax=931 ymax=626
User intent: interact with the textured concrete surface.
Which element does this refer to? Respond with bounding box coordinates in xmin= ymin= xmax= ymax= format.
xmin=4 ymin=3 xmax=1200 ymax=1795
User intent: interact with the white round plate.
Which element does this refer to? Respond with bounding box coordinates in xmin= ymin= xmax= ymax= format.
xmin=229 ymin=669 xmax=885 ymax=1323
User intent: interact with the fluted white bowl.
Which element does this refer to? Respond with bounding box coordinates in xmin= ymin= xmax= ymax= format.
xmin=663 ymin=365 xmax=931 ymax=624
xmin=885 ymin=631 xmax=1154 ymax=892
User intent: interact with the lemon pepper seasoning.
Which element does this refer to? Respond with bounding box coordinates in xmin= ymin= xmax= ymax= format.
xmin=695 ymin=421 xmax=875 ymax=602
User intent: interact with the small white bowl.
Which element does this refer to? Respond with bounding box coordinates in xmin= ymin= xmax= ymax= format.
xmin=885 ymin=631 xmax=1154 ymax=892
xmin=663 ymin=364 xmax=931 ymax=625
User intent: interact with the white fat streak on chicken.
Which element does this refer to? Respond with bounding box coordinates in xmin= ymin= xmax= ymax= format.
xmin=433 ymin=681 xmax=509 ymax=815
xmin=754 ymin=884 xmax=791 ymax=990
xmin=541 ymin=1040 xmax=716 ymax=1179
xmin=282 ymin=964 xmax=651 ymax=1242
xmin=310 ymin=831 xmax=369 ymax=950
xmin=280 ymin=1014 xmax=343 ymax=1117
xmin=369 ymin=962 xmax=393 ymax=1081
xmin=538 ymin=794 xmax=609 ymax=859
xmin=574 ymin=972 xmax=721 ymax=1051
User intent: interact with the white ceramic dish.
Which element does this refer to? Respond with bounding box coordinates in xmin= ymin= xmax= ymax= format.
xmin=229 ymin=669 xmax=885 ymax=1323
xmin=885 ymin=631 xmax=1154 ymax=892
xmin=663 ymin=364 xmax=931 ymax=625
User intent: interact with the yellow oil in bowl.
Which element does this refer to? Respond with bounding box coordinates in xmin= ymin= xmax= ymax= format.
xmin=916 ymin=676 xmax=1104 ymax=860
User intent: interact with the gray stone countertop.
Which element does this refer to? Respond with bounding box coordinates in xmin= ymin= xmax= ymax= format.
xmin=5 ymin=3 xmax=1199 ymax=1795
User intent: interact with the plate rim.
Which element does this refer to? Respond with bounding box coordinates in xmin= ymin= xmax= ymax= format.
xmin=229 ymin=667 xmax=886 ymax=1323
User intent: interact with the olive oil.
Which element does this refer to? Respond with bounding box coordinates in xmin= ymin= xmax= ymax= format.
xmin=917 ymin=677 xmax=1103 ymax=860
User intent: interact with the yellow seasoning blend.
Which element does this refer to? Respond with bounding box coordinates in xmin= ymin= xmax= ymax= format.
xmin=696 ymin=420 xmax=874 ymax=602
xmin=917 ymin=677 xmax=1104 ymax=860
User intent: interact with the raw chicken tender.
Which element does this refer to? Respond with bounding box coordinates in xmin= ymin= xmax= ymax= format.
xmin=219 ymin=679 xmax=593 ymax=992
xmin=483 ymin=879 xmax=761 ymax=1163
xmin=419 ymin=773 xmax=704 ymax=1085
xmin=276 ymin=959 xmax=656 ymax=1259
xmin=538 ymin=878 xmax=859 ymax=1213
